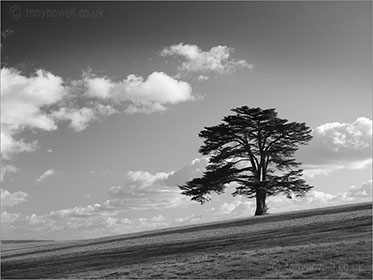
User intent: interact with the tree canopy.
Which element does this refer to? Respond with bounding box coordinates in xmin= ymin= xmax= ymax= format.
xmin=179 ymin=106 xmax=313 ymax=215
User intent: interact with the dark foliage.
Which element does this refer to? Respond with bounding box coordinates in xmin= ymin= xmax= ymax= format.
xmin=179 ymin=106 xmax=313 ymax=215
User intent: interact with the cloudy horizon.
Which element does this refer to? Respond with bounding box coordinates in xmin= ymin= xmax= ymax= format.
xmin=1 ymin=1 xmax=372 ymax=240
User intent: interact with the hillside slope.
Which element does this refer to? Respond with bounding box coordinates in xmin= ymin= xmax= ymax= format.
xmin=1 ymin=202 xmax=372 ymax=279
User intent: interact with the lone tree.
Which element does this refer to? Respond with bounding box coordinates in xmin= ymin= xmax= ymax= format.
xmin=179 ymin=106 xmax=313 ymax=215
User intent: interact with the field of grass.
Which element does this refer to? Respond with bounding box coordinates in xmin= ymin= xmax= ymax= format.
xmin=1 ymin=202 xmax=372 ymax=279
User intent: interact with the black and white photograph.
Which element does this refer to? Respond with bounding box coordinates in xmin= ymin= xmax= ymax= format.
xmin=1 ymin=1 xmax=372 ymax=279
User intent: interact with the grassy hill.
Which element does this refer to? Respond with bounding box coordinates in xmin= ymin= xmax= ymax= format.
xmin=1 ymin=202 xmax=372 ymax=279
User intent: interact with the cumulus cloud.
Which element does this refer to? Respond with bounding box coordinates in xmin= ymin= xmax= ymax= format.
xmin=198 ymin=75 xmax=210 ymax=81
xmin=104 ymin=158 xmax=210 ymax=211
xmin=52 ymin=107 xmax=97 ymax=132
xmin=119 ymin=72 xmax=193 ymax=113
xmin=36 ymin=169 xmax=56 ymax=183
xmin=160 ymin=43 xmax=252 ymax=79
xmin=52 ymin=104 xmax=116 ymax=132
xmin=66 ymin=71 xmax=193 ymax=117
xmin=1 ymin=177 xmax=371 ymax=239
xmin=107 ymin=170 xmax=184 ymax=209
xmin=312 ymin=117 xmax=372 ymax=160
xmin=49 ymin=203 xmax=116 ymax=219
xmin=1 ymin=68 xmax=66 ymax=158
xmin=299 ymin=117 xmax=372 ymax=177
xmin=1 ymin=127 xmax=38 ymax=159
xmin=0 ymin=207 xmax=170 ymax=239
xmin=0 ymin=163 xmax=18 ymax=181
xmin=125 ymin=170 xmax=171 ymax=186
xmin=175 ymin=214 xmax=202 ymax=224
xmin=105 ymin=158 xmax=210 ymax=211
xmin=267 ymin=180 xmax=372 ymax=213
xmin=215 ymin=197 xmax=254 ymax=216
xmin=1 ymin=189 xmax=27 ymax=207
xmin=84 ymin=75 xmax=113 ymax=99
xmin=345 ymin=179 xmax=372 ymax=199
xmin=207 ymin=179 xmax=372 ymax=217
xmin=1 ymin=177 xmax=175 ymax=238
xmin=83 ymin=71 xmax=193 ymax=114
xmin=1 ymin=67 xmax=194 ymax=160
xmin=11 ymin=155 xmax=372 ymax=240
xmin=0 ymin=69 xmax=65 ymax=130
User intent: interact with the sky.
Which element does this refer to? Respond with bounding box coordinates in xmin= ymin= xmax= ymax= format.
xmin=1 ymin=1 xmax=372 ymax=240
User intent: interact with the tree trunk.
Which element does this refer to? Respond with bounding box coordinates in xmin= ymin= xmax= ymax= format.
xmin=255 ymin=189 xmax=267 ymax=215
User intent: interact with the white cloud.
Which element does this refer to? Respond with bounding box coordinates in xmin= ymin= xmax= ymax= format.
xmin=84 ymin=76 xmax=113 ymax=99
xmin=105 ymin=157 xmax=210 ymax=211
xmin=0 ymin=163 xmax=18 ymax=181
xmin=1 ymin=68 xmax=66 ymax=158
xmin=81 ymin=70 xmax=194 ymax=114
xmin=36 ymin=169 xmax=56 ymax=183
xmin=1 ymin=172 xmax=371 ymax=239
xmin=314 ymin=117 xmax=371 ymax=154
xmin=175 ymin=214 xmax=202 ymax=224
xmin=1 ymin=189 xmax=27 ymax=207
xmin=1 ymin=206 xmax=169 ymax=239
xmin=217 ymin=199 xmax=246 ymax=215
xmin=85 ymin=72 xmax=193 ymax=103
xmin=104 ymin=158 xmax=209 ymax=211
xmin=300 ymin=117 xmax=372 ymax=177
xmin=126 ymin=170 xmax=171 ymax=186
xmin=160 ymin=43 xmax=252 ymax=78
xmin=1 ymin=68 xmax=66 ymax=130
xmin=198 ymin=75 xmax=210 ymax=81
xmin=346 ymin=179 xmax=372 ymax=199
xmin=49 ymin=203 xmax=115 ymax=218
xmin=267 ymin=180 xmax=372 ymax=213
xmin=1 ymin=67 xmax=193 ymax=159
xmin=107 ymin=170 xmax=182 ymax=210
xmin=52 ymin=107 xmax=97 ymax=132
xmin=1 ymin=127 xmax=38 ymax=159
xmin=117 ymin=72 xmax=193 ymax=114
